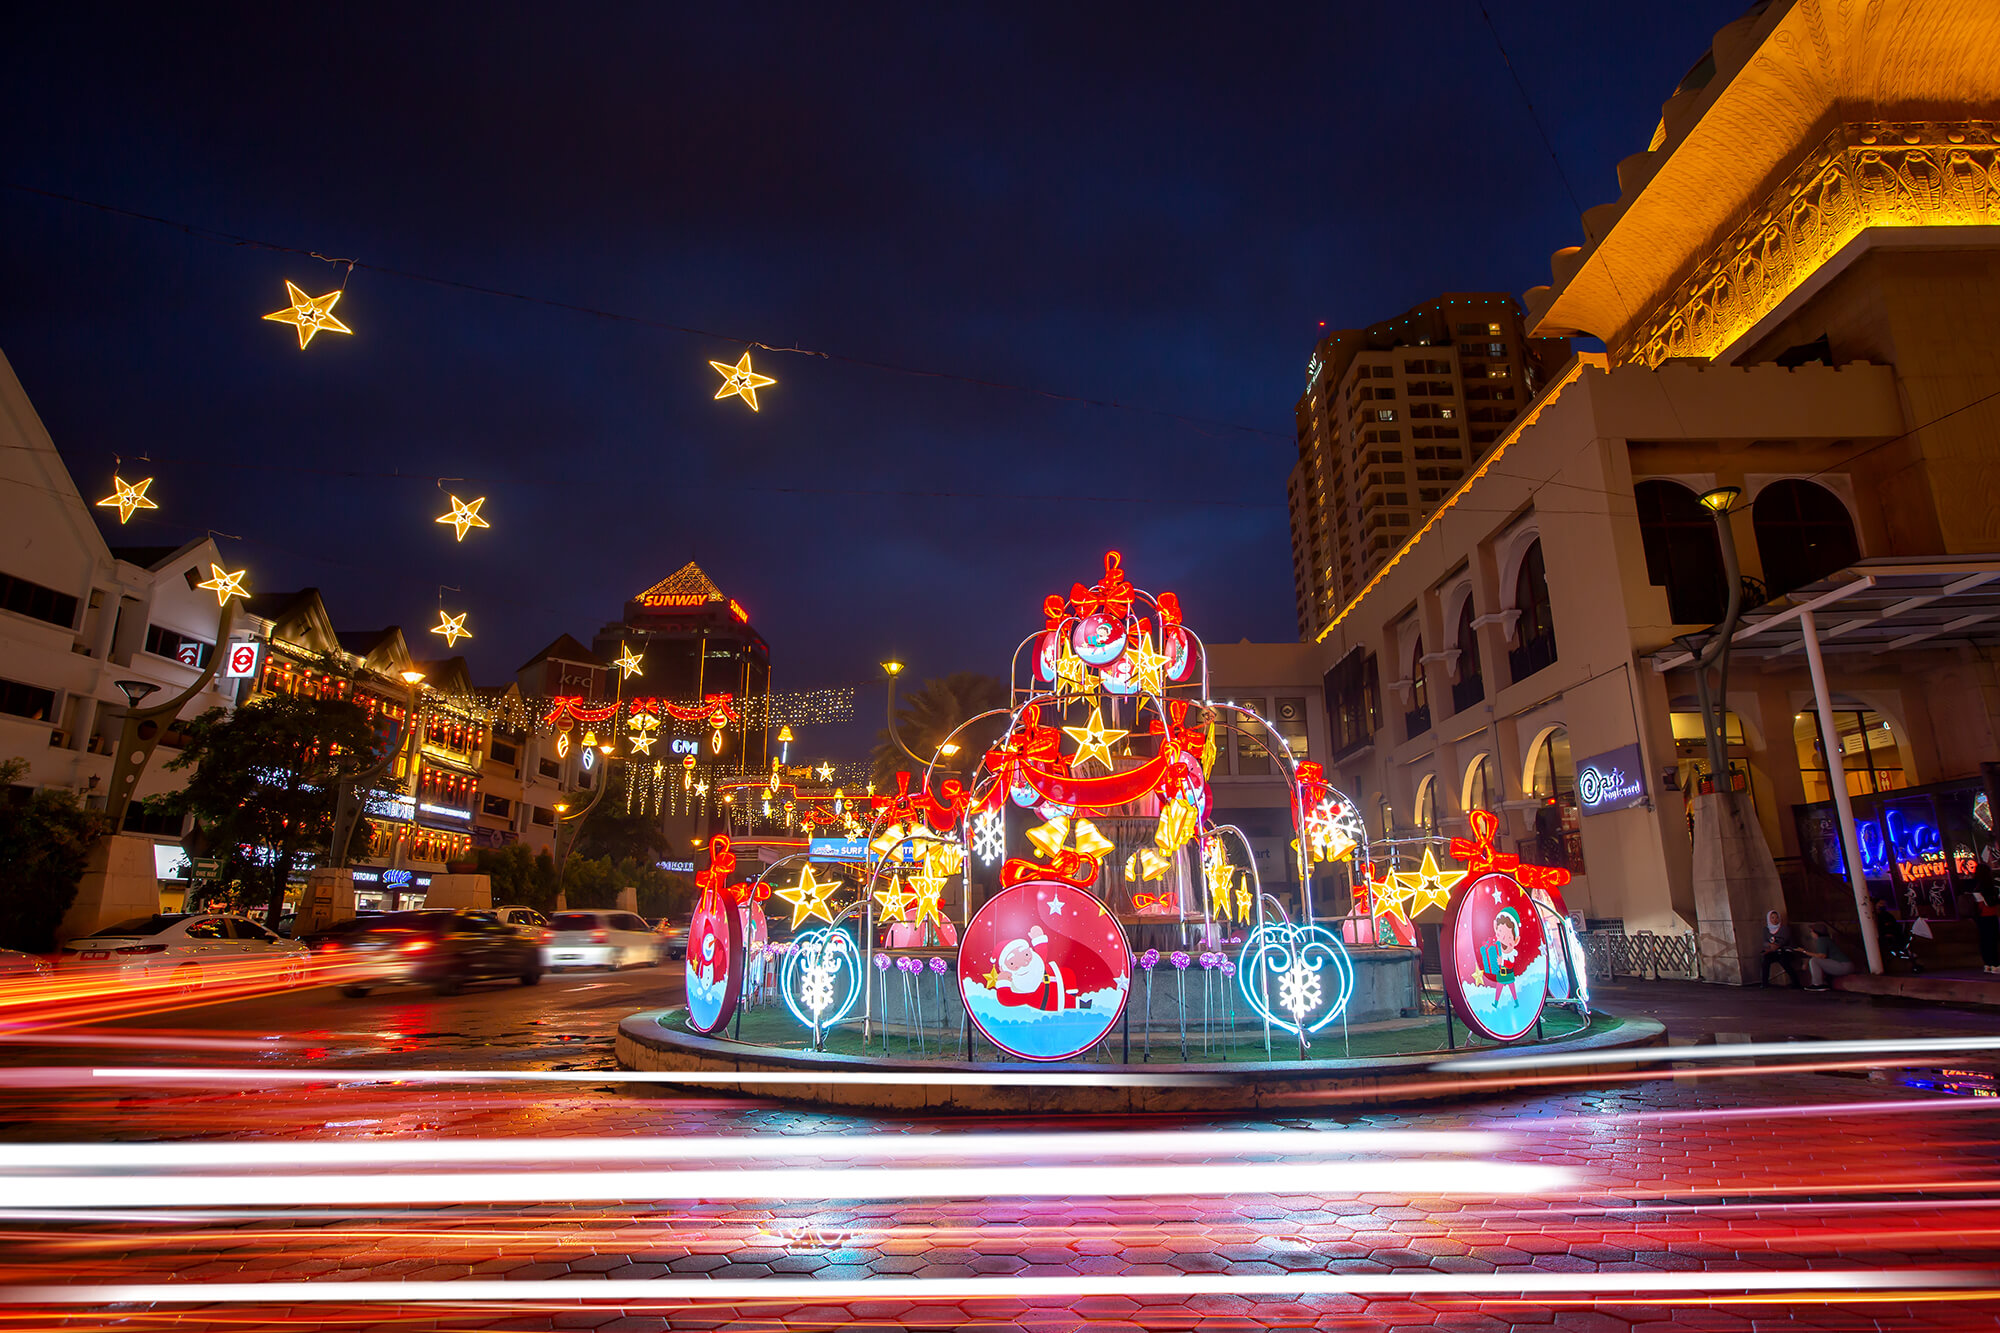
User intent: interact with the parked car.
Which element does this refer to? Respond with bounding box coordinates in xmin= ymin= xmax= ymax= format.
xmin=543 ymin=910 xmax=662 ymax=970
xmin=59 ymin=913 xmax=308 ymax=991
xmin=0 ymin=948 xmax=52 ymax=979
xmin=337 ymin=910 xmax=542 ymax=997
xmin=493 ymin=906 xmax=551 ymax=933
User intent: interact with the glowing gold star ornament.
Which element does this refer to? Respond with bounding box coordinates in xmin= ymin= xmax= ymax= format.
xmin=709 ymin=351 xmax=776 ymax=411
xmin=774 ymin=864 xmax=838 ymax=929
xmin=430 ymin=609 xmax=471 ymax=648
xmin=611 ymin=642 xmax=645 ymax=679
xmin=907 ymin=873 xmax=950 ymax=930
xmin=96 ymin=475 xmax=158 ymax=524
xmin=436 ymin=494 xmax=489 ymax=542
xmin=195 ymin=563 xmax=250 ymax=606
xmin=1125 ymin=632 xmax=1169 ymax=697
xmin=872 ymin=875 xmax=911 ymax=921
xmin=1062 ymin=705 xmax=1129 ymax=770
xmin=627 ymin=732 xmax=656 ymax=755
xmin=1392 ymin=845 xmax=1469 ymax=916
xmin=263 ymin=280 xmax=352 ymax=349
xmin=815 ymin=762 xmax=835 ymax=782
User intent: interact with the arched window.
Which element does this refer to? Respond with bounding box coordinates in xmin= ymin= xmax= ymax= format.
xmin=1636 ymin=480 xmax=1727 ymax=624
xmin=1464 ymin=752 xmax=1499 ymax=814
xmin=1405 ymin=636 xmax=1431 ymax=736
xmin=1415 ymin=773 xmax=1439 ymax=834
xmin=1526 ymin=727 xmax=1582 ymax=873
xmin=1509 ymin=539 xmax=1557 ymax=682
xmin=1453 ymin=596 xmax=1483 ymax=710
xmin=1754 ymin=480 xmax=1859 ymax=596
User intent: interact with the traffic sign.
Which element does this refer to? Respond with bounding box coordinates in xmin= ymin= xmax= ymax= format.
xmin=188 ymin=856 xmax=221 ymax=881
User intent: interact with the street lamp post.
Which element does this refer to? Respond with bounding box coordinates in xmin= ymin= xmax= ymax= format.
xmin=880 ymin=660 xmax=933 ymax=770
xmin=1693 ymin=486 xmax=1746 ymax=786
xmin=552 ymin=740 xmax=616 ymax=911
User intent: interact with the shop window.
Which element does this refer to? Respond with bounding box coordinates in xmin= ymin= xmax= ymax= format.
xmin=1525 ymin=727 xmax=1584 ymax=873
xmin=1405 ymin=637 xmax=1430 ymax=737
xmin=1635 ymin=480 xmax=1728 ymax=624
xmin=1464 ymin=752 xmax=1499 ymax=813
xmin=1794 ymin=709 xmax=1905 ymax=802
xmin=1452 ymin=598 xmax=1484 ymax=712
xmin=1415 ymin=773 xmax=1439 ymax=834
xmin=1753 ymin=479 xmax=1859 ymax=595
xmin=1508 ymin=539 xmax=1558 ymax=682
xmin=0 ymin=572 xmax=79 ymax=629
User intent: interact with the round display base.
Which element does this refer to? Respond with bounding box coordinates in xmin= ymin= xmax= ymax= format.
xmin=615 ymin=1007 xmax=1665 ymax=1115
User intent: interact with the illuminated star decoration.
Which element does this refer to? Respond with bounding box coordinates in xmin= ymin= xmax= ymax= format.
xmin=774 ymin=864 xmax=838 ymax=929
xmin=262 ymin=280 xmax=352 ymax=349
xmin=873 ymin=875 xmax=911 ymax=921
xmin=1367 ymin=866 xmax=1413 ymax=921
xmin=816 ymin=762 xmax=835 ymax=782
xmin=1125 ymin=632 xmax=1169 ymax=698
xmin=907 ymin=872 xmax=949 ymax=930
xmin=430 ymin=609 xmax=471 ymax=648
xmin=1062 ymin=704 xmax=1130 ymax=770
xmin=1392 ymin=845 xmax=1469 ymax=917
xmin=611 ymin=642 xmax=645 ymax=679
xmin=1053 ymin=647 xmax=1095 ymax=700
xmin=627 ymin=732 xmax=656 ymax=755
xmin=436 ymin=494 xmax=489 ymax=542
xmin=709 ymin=350 xmax=776 ymax=411
xmin=96 ymin=475 xmax=158 ymax=525
xmin=195 ymin=563 xmax=249 ymax=606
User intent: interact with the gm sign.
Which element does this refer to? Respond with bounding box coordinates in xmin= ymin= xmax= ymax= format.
xmin=1575 ymin=743 xmax=1646 ymax=816
xmin=671 ymin=737 xmax=700 ymax=756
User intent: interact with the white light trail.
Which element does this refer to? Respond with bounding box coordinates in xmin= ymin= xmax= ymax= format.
xmin=32 ymin=1065 xmax=1242 ymax=1088
xmin=0 ymin=1159 xmax=1567 ymax=1209
xmin=6 ymin=1268 xmax=1984 ymax=1305
xmin=1434 ymin=1033 xmax=2000 ymax=1073
xmin=0 ymin=1127 xmax=1504 ymax=1170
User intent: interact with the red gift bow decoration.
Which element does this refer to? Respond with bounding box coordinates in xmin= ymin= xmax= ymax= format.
xmin=1132 ymin=890 xmax=1175 ymax=912
xmin=625 ymin=697 xmax=659 ymax=717
xmin=1295 ymin=760 xmax=1330 ymax=809
xmin=694 ymin=833 xmax=737 ymax=893
xmin=1449 ymin=809 xmax=1571 ymax=902
xmin=999 ymin=850 xmax=1099 ymax=889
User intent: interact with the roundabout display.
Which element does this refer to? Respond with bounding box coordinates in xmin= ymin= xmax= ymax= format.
xmin=634 ymin=549 xmax=1610 ymax=1095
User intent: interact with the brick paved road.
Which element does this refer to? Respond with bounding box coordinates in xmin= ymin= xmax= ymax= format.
xmin=0 ymin=974 xmax=1995 ymax=1329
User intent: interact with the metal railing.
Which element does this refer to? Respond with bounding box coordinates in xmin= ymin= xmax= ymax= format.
xmin=1580 ymin=927 xmax=1698 ymax=981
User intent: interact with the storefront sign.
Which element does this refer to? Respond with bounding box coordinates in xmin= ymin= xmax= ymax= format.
xmin=1575 ymin=743 xmax=1646 ymax=815
xmin=958 ymin=880 xmax=1131 ymax=1062
xmin=671 ymin=737 xmax=700 ymax=756
xmin=808 ymin=836 xmax=912 ymax=864
xmin=223 ymin=640 xmax=263 ymax=678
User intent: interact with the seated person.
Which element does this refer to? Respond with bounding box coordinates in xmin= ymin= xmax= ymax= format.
xmin=1799 ymin=922 xmax=1854 ymax=990
xmin=1760 ymin=909 xmax=1805 ymax=987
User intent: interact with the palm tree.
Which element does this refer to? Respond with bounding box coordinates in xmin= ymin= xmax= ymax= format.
xmin=871 ymin=672 xmax=1010 ymax=791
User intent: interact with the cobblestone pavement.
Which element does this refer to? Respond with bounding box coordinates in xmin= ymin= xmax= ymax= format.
xmin=0 ymin=977 xmax=1995 ymax=1329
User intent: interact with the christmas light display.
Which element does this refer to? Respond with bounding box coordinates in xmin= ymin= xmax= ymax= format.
xmin=709 ymin=350 xmax=775 ymax=411
xmin=96 ymin=474 xmax=157 ymax=524
xmin=263 ymin=280 xmax=351 ymax=349
xmin=1392 ymin=846 xmax=1468 ymax=917
xmin=686 ymin=834 xmax=742 ymax=1036
xmin=957 ymin=880 xmax=1131 ymax=1062
xmin=195 ymin=563 xmax=249 ymax=606
xmin=430 ymin=609 xmax=471 ymax=648
xmin=1060 ymin=705 xmax=1128 ymax=770
xmin=435 ymin=494 xmax=489 ymax=542
xmin=1237 ymin=921 xmax=1355 ymax=1039
xmin=1442 ymin=872 xmax=1550 ymax=1042
xmin=781 ymin=926 xmax=862 ymax=1045
xmin=611 ymin=642 xmax=645 ymax=679
xmin=773 ymin=863 xmax=838 ymax=929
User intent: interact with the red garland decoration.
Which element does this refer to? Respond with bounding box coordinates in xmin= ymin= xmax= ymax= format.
xmin=1449 ymin=809 xmax=1572 ymax=903
xmin=662 ymin=692 xmax=738 ymax=724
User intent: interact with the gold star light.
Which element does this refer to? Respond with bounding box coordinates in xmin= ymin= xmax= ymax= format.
xmin=1062 ymin=704 xmax=1130 ymax=770
xmin=907 ymin=873 xmax=950 ymax=930
xmin=774 ymin=864 xmax=837 ymax=929
xmin=1053 ymin=646 xmax=1096 ymax=700
xmin=627 ymin=732 xmax=656 ymax=755
xmin=431 ymin=609 xmax=471 ymax=648
xmin=1368 ymin=871 xmax=1414 ymax=921
xmin=263 ymin=280 xmax=352 ymax=350
xmin=815 ymin=761 xmax=835 ymax=782
xmin=96 ymin=475 xmax=158 ymax=524
xmin=1392 ymin=846 xmax=1469 ymax=917
xmin=872 ymin=875 xmax=911 ymax=921
xmin=611 ymin=642 xmax=645 ymax=679
xmin=436 ymin=494 xmax=489 ymax=541
xmin=196 ymin=563 xmax=249 ymax=606
xmin=1126 ymin=632 xmax=1169 ymax=697
xmin=709 ymin=351 xmax=776 ymax=411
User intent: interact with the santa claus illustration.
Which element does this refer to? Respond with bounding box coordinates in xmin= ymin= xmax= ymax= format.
xmin=994 ymin=925 xmax=1086 ymax=1011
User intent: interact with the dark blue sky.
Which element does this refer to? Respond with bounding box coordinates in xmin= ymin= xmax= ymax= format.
xmin=2 ymin=2 xmax=1744 ymax=734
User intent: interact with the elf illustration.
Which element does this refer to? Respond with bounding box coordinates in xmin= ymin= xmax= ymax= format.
xmin=1475 ymin=905 xmax=1522 ymax=1004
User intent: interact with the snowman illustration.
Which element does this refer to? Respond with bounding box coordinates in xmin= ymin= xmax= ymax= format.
xmin=994 ymin=925 xmax=1087 ymax=1011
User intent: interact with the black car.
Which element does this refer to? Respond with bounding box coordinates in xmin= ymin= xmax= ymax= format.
xmin=337 ymin=910 xmax=543 ymax=997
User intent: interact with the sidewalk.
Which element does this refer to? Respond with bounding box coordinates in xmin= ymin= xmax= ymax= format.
xmin=1593 ymin=976 xmax=1999 ymax=1046
xmin=1830 ymin=966 xmax=2000 ymax=1007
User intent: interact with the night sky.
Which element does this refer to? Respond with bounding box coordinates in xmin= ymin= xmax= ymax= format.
xmin=3 ymin=2 xmax=1746 ymax=756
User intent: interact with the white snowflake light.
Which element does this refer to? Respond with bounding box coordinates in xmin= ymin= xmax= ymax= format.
xmin=1277 ymin=957 xmax=1322 ymax=1021
xmin=800 ymin=957 xmax=837 ymax=1017
xmin=971 ymin=807 xmax=1005 ymax=866
xmin=1303 ymin=796 xmax=1363 ymax=864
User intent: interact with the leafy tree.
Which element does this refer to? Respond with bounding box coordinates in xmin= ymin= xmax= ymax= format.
xmin=872 ymin=672 xmax=1010 ymax=790
xmin=160 ymin=693 xmax=384 ymax=929
xmin=471 ymin=843 xmax=564 ymax=913
xmin=573 ymin=776 xmax=675 ymax=866
xmin=0 ymin=757 xmax=103 ymax=952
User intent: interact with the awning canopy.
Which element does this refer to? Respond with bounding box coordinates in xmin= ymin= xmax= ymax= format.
xmin=1648 ymin=556 xmax=2000 ymax=673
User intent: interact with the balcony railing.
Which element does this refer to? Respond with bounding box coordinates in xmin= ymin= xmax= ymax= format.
xmin=1508 ymin=632 xmax=1558 ymax=684
xmin=1451 ymin=674 xmax=1484 ymax=713
xmin=1403 ymin=703 xmax=1431 ymax=738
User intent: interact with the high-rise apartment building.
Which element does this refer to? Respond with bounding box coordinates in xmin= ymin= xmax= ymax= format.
xmin=1287 ymin=293 xmax=1568 ymax=639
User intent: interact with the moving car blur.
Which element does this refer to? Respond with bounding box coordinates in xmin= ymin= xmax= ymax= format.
xmin=543 ymin=911 xmax=661 ymax=971
xmin=58 ymin=913 xmax=307 ymax=991
xmin=336 ymin=910 xmax=543 ymax=997
xmin=0 ymin=948 xmax=51 ymax=978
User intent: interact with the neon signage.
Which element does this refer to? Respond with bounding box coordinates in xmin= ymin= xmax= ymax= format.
xmin=1575 ymin=743 xmax=1646 ymax=815
xmin=728 ymin=599 xmax=749 ymax=622
xmin=1855 ymin=807 xmax=1949 ymax=884
xmin=641 ymin=593 xmax=711 ymax=608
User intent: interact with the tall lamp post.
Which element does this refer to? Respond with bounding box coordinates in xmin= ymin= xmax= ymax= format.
xmin=881 ymin=660 xmax=933 ymax=769
xmin=553 ymin=738 xmax=616 ymax=910
xmin=1692 ymin=486 xmax=1746 ymax=787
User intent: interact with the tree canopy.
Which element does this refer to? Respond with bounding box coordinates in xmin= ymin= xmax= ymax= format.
xmin=0 ymin=757 xmax=103 ymax=952
xmin=871 ymin=672 xmax=1009 ymax=791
